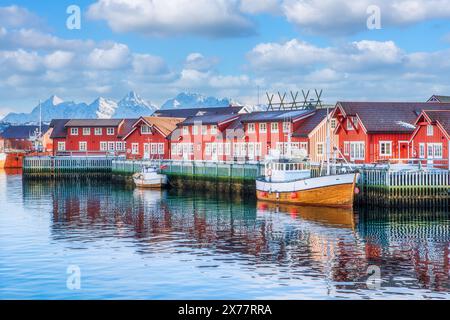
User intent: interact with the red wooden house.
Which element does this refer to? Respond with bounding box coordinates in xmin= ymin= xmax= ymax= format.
xmin=49 ymin=119 xmax=137 ymax=156
xmin=409 ymin=110 xmax=450 ymax=169
xmin=171 ymin=113 xmax=240 ymax=161
xmin=122 ymin=116 xmax=184 ymax=160
xmin=332 ymin=102 xmax=450 ymax=164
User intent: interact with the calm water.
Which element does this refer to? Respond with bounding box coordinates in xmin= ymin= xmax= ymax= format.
xmin=0 ymin=171 xmax=449 ymax=300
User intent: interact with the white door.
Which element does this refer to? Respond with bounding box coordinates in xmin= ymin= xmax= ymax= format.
xmin=144 ymin=143 xmax=150 ymax=159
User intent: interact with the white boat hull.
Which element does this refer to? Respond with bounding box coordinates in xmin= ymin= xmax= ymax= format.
xmin=133 ymin=172 xmax=168 ymax=188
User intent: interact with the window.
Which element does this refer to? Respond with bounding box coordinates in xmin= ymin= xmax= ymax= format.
xmin=330 ymin=119 xmax=337 ymax=129
xmin=192 ymin=125 xmax=198 ymax=135
xmin=131 ymin=143 xmax=139 ymax=155
xmin=94 ymin=128 xmax=102 ymax=135
xmin=427 ymin=143 xmax=443 ymax=159
xmin=107 ymin=128 xmax=115 ymax=135
xmin=300 ymin=142 xmax=308 ymax=151
xmin=71 ymin=128 xmax=78 ymax=135
xmin=259 ymin=123 xmax=267 ymax=133
xmin=248 ymin=143 xmax=255 ymax=158
xmin=347 ymin=116 xmax=358 ymax=131
xmin=255 ymin=143 xmax=262 ymax=157
xmin=247 ymin=123 xmax=255 ymax=133
xmin=150 ymin=143 xmax=157 ymax=154
xmin=350 ymin=142 xmax=365 ymax=160
xmin=79 ymin=141 xmax=87 ymax=152
xmin=379 ymin=141 xmax=392 ymax=156
xmin=419 ymin=143 xmax=425 ymax=158
xmin=83 ymin=128 xmax=91 ymax=136
xmin=171 ymin=143 xmax=177 ymax=155
xmin=344 ymin=142 xmax=350 ymax=156
xmin=57 ymin=141 xmax=65 ymax=151
xmin=202 ymin=125 xmax=207 ymax=135
xmin=183 ymin=126 xmax=189 ymax=135
xmin=317 ymin=143 xmax=324 ymax=156
xmin=427 ymin=125 xmax=434 ymax=136
xmin=205 ymin=143 xmax=211 ymax=156
xmin=116 ymin=142 xmax=125 ymax=151
xmin=141 ymin=125 xmax=152 ymax=134
xmin=211 ymin=125 xmax=218 ymax=135
xmin=108 ymin=142 xmax=115 ymax=151
xmin=100 ymin=142 xmax=107 ymax=151
xmin=271 ymin=122 xmax=279 ymax=133
xmin=283 ymin=122 xmax=290 ymax=133
xmin=224 ymin=143 xmax=231 ymax=156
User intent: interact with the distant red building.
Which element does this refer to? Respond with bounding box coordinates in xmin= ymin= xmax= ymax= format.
xmin=332 ymin=102 xmax=450 ymax=164
xmin=49 ymin=119 xmax=136 ymax=156
xmin=410 ymin=110 xmax=450 ymax=169
xmin=123 ymin=116 xmax=184 ymax=160
xmin=0 ymin=125 xmax=50 ymax=152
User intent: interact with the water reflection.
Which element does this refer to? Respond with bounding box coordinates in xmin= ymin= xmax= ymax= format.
xmin=12 ymin=178 xmax=450 ymax=298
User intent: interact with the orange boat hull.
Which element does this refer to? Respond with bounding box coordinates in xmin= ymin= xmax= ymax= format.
xmin=256 ymin=182 xmax=356 ymax=208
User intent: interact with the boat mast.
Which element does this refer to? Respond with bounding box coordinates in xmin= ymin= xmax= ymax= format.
xmin=326 ymin=107 xmax=331 ymax=176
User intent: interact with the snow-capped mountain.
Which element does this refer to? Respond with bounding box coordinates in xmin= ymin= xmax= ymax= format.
xmin=1 ymin=91 xmax=156 ymax=124
xmin=161 ymin=92 xmax=232 ymax=109
xmin=2 ymin=96 xmax=90 ymax=124
xmin=115 ymin=91 xmax=157 ymax=118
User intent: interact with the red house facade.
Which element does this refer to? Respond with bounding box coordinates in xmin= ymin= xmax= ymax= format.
xmin=49 ymin=119 xmax=137 ymax=156
xmin=409 ymin=110 xmax=450 ymax=169
xmin=332 ymin=102 xmax=450 ymax=164
xmin=123 ymin=116 xmax=184 ymax=160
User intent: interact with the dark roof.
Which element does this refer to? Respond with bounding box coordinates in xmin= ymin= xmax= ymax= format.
xmin=428 ymin=95 xmax=450 ymax=103
xmin=0 ymin=125 xmax=49 ymax=139
xmin=49 ymin=119 xmax=70 ymax=139
xmin=152 ymin=106 xmax=243 ymax=118
xmin=423 ymin=110 xmax=450 ymax=137
xmin=64 ymin=119 xmax=123 ymax=127
xmin=238 ymin=109 xmax=314 ymax=123
xmin=336 ymin=102 xmax=450 ymax=133
xmin=117 ymin=119 xmax=138 ymax=138
xmin=292 ymin=109 xmax=328 ymax=137
xmin=180 ymin=114 xmax=239 ymax=126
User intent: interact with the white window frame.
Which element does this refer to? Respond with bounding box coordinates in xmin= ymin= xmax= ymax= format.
xmin=282 ymin=121 xmax=290 ymax=133
xmin=100 ymin=141 xmax=108 ymax=151
xmin=379 ymin=141 xmax=392 ymax=157
xmin=427 ymin=125 xmax=434 ymax=136
xmin=70 ymin=128 xmax=78 ymax=136
xmin=271 ymin=122 xmax=279 ymax=133
xmin=94 ymin=128 xmax=102 ymax=136
xmin=347 ymin=118 xmax=354 ymax=130
xmin=350 ymin=141 xmax=365 ymax=161
xmin=205 ymin=143 xmax=211 ymax=156
xmin=116 ymin=141 xmax=125 ymax=151
xmin=427 ymin=143 xmax=443 ymax=159
xmin=183 ymin=126 xmax=189 ymax=135
xmin=108 ymin=142 xmax=115 ymax=151
xmin=106 ymin=128 xmax=115 ymax=136
xmin=330 ymin=119 xmax=337 ymax=129
xmin=131 ymin=143 xmax=139 ymax=155
xmin=158 ymin=143 xmax=164 ymax=155
xmin=224 ymin=143 xmax=231 ymax=156
xmin=83 ymin=128 xmax=91 ymax=136
xmin=192 ymin=125 xmax=198 ymax=135
xmin=141 ymin=125 xmax=152 ymax=134
xmin=259 ymin=123 xmax=267 ymax=133
xmin=344 ymin=141 xmax=350 ymax=156
xmin=247 ymin=123 xmax=255 ymax=133
xmin=202 ymin=125 xmax=208 ymax=135
xmin=79 ymin=141 xmax=87 ymax=152
xmin=419 ymin=143 xmax=425 ymax=158
xmin=57 ymin=141 xmax=66 ymax=151
xmin=211 ymin=125 xmax=218 ymax=135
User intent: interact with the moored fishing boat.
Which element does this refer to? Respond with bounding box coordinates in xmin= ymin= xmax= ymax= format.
xmin=133 ymin=165 xmax=168 ymax=189
xmin=0 ymin=152 xmax=6 ymax=169
xmin=256 ymin=157 xmax=358 ymax=208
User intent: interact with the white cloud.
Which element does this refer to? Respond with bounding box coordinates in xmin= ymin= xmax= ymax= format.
xmin=132 ymin=53 xmax=169 ymax=75
xmin=0 ymin=5 xmax=42 ymax=28
xmin=184 ymin=53 xmax=219 ymax=71
xmin=239 ymin=0 xmax=280 ymax=14
xmin=281 ymin=0 xmax=450 ymax=35
xmin=86 ymin=43 xmax=131 ymax=70
xmin=87 ymin=0 xmax=256 ymax=38
xmin=44 ymin=51 xmax=75 ymax=70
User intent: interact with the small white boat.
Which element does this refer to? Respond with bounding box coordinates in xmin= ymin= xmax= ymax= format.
xmin=133 ymin=166 xmax=168 ymax=189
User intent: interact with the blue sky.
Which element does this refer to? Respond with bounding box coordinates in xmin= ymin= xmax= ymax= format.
xmin=1 ymin=0 xmax=450 ymax=116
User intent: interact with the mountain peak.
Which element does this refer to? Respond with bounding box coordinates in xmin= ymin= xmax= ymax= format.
xmin=161 ymin=92 xmax=231 ymax=110
xmin=44 ymin=95 xmax=64 ymax=106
